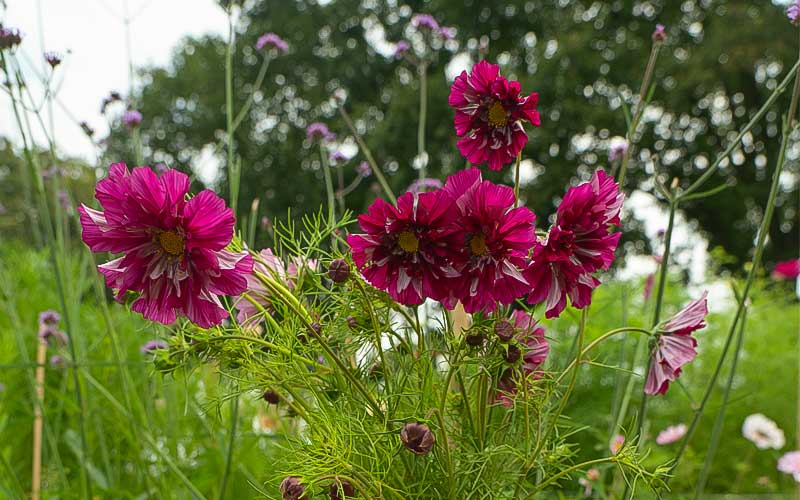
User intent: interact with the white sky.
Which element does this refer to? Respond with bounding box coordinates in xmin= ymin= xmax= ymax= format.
xmin=0 ymin=0 xmax=226 ymax=161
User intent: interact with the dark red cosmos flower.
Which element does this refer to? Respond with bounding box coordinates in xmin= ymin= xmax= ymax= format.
xmin=347 ymin=191 xmax=462 ymax=305
xmin=448 ymin=60 xmax=540 ymax=171
xmin=525 ymin=170 xmax=624 ymax=318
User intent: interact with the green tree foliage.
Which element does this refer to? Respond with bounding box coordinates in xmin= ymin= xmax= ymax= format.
xmin=105 ymin=0 xmax=797 ymax=268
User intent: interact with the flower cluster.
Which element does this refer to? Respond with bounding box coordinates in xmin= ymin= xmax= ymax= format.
xmin=79 ymin=163 xmax=253 ymax=328
xmin=410 ymin=13 xmax=455 ymax=40
xmin=448 ymin=61 xmax=540 ymax=171
xmin=0 ymin=25 xmax=22 ymax=50
xmin=496 ymin=310 xmax=550 ymax=405
xmin=348 ymin=168 xmax=621 ymax=316
xmin=122 ymin=110 xmax=143 ymax=128
xmin=256 ymin=32 xmax=289 ymax=53
xmin=38 ymin=310 xmax=68 ymax=347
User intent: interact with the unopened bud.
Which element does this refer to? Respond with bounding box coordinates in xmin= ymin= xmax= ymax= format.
xmin=262 ymin=389 xmax=280 ymax=405
xmin=327 ymin=259 xmax=350 ymax=283
xmin=329 ymin=478 xmax=355 ymax=500
xmin=400 ymin=422 xmax=435 ymax=455
xmin=280 ymin=476 xmax=306 ymax=500
xmin=494 ymin=320 xmax=514 ymax=342
xmin=504 ymin=344 xmax=521 ymax=363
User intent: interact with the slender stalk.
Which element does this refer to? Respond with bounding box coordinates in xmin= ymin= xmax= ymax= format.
xmin=617 ymin=42 xmax=661 ymax=186
xmin=320 ymin=142 xmax=337 ymax=247
xmin=693 ymin=304 xmax=747 ymax=498
xmin=225 ymin=8 xmax=239 ymax=216
xmin=218 ymin=386 xmax=239 ymax=500
xmin=526 ymin=457 xmax=616 ymax=497
xmin=231 ymin=56 xmax=271 ymax=131
xmin=31 ymin=341 xmax=46 ymax=500
xmin=513 ymin=152 xmax=522 ymax=206
xmin=671 ymin=106 xmax=797 ymax=476
xmin=417 ymin=61 xmax=428 ymax=182
xmin=681 ymin=57 xmax=800 ymax=198
xmin=553 ymin=327 xmax=651 ymax=386
xmin=354 ymin=280 xmax=390 ymax=393
xmin=337 ymin=105 xmax=397 ymax=204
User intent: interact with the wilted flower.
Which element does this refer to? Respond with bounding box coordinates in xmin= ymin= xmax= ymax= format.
xmin=400 ymin=422 xmax=435 ymax=455
xmin=347 ymin=190 xmax=462 ymax=305
xmin=743 ymin=414 xmax=786 ymax=450
xmin=788 ymin=1 xmax=800 ymax=25
xmin=608 ymin=137 xmax=628 ymax=163
xmin=306 ymin=122 xmax=336 ymax=142
xmin=79 ymin=163 xmax=252 ymax=328
xmin=610 ymin=434 xmax=625 ymax=455
xmin=140 ymin=340 xmax=168 ymax=354
xmin=407 ymin=178 xmax=443 ymax=194
xmin=355 ymin=161 xmax=371 ymax=177
xmin=656 ymin=424 xmax=687 ymax=445
xmin=496 ymin=311 xmax=549 ymax=406
xmin=773 ymin=259 xmax=800 ymax=280
xmin=255 ymin=32 xmax=288 ymax=53
xmin=652 ymin=24 xmax=667 ymax=43
xmin=494 ymin=319 xmax=514 ymax=342
xmin=778 ymin=451 xmax=800 ymax=482
xmin=279 ymin=476 xmax=307 ymax=500
xmin=0 ymin=26 xmax=22 ymax=50
xmin=442 ymin=168 xmax=536 ymax=313
xmin=122 ymin=110 xmax=142 ymax=128
xmin=394 ymin=40 xmax=410 ymax=58
xmin=645 ymin=292 xmax=708 ymax=395
xmin=44 ymin=51 xmax=61 ymax=68
xmin=525 ymin=170 xmax=623 ymax=318
xmin=329 ymin=478 xmax=355 ymax=500
xmin=448 ymin=60 xmax=540 ymax=171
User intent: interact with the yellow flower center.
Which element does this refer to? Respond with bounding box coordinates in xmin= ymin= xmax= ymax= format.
xmin=487 ymin=101 xmax=508 ymax=127
xmin=469 ymin=234 xmax=489 ymax=256
xmin=157 ymin=230 xmax=185 ymax=256
xmin=397 ymin=230 xmax=420 ymax=253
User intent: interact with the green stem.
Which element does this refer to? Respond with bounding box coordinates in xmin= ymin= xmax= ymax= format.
xmin=225 ymin=9 xmax=239 ymax=217
xmin=231 ymin=56 xmax=271 ymax=132
xmin=526 ymin=457 xmax=616 ymax=497
xmin=218 ymin=390 xmax=239 ymax=500
xmin=617 ymin=42 xmax=661 ymax=187
xmin=671 ymin=100 xmax=798 ymax=476
xmin=693 ymin=304 xmax=747 ymax=498
xmin=320 ymin=142 xmax=337 ymax=248
xmin=513 ymin=152 xmax=522 ymax=206
xmin=355 ymin=280 xmax=390 ymax=394
xmin=417 ymin=61 xmax=428 ymax=182
xmin=553 ymin=327 xmax=652 ymax=386
xmin=337 ymin=105 xmax=397 ymax=205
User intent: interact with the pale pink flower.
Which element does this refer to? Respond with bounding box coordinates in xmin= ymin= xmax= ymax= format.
xmin=610 ymin=434 xmax=625 ymax=454
xmin=778 ymin=451 xmax=800 ymax=482
xmin=656 ymin=424 xmax=687 ymax=445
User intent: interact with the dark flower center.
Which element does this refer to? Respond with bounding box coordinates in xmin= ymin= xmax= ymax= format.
xmin=157 ymin=230 xmax=185 ymax=256
xmin=398 ymin=230 xmax=420 ymax=253
xmin=488 ymin=101 xmax=508 ymax=127
xmin=469 ymin=233 xmax=489 ymax=256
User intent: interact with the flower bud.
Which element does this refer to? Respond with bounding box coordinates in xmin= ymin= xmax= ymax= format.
xmin=329 ymin=478 xmax=355 ymax=500
xmin=493 ymin=320 xmax=514 ymax=342
xmin=262 ymin=389 xmax=280 ymax=405
xmin=504 ymin=344 xmax=521 ymax=363
xmin=465 ymin=332 xmax=484 ymax=347
xmin=400 ymin=422 xmax=435 ymax=455
xmin=346 ymin=316 xmax=358 ymax=329
xmin=327 ymin=258 xmax=350 ymax=283
xmin=280 ymin=476 xmax=306 ymax=500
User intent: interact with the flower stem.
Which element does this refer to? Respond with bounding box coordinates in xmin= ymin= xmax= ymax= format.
xmin=231 ymin=56 xmax=271 ymax=131
xmin=337 ymin=104 xmax=397 ymax=205
xmin=617 ymin=42 xmax=661 ymax=187
xmin=671 ymin=96 xmax=798 ymax=477
xmin=225 ymin=8 xmax=240 ymax=218
xmin=320 ymin=142 xmax=337 ymax=249
xmin=554 ymin=326 xmax=651 ymax=385
xmin=693 ymin=302 xmax=747 ymax=498
xmin=417 ymin=61 xmax=428 ymax=182
xmin=513 ymin=152 xmax=522 ymax=206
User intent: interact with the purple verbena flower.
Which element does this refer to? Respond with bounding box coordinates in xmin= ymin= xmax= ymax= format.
xmin=394 ymin=40 xmax=410 ymax=58
xmin=255 ymin=33 xmax=289 ymax=53
xmin=652 ymin=24 xmax=667 ymax=43
xmin=0 ymin=26 xmax=22 ymax=50
xmin=306 ymin=122 xmax=336 ymax=142
xmin=789 ymin=2 xmax=800 ymax=25
xmin=44 ymin=51 xmax=61 ymax=68
xmin=122 ymin=110 xmax=142 ymax=128
xmin=356 ymin=161 xmax=371 ymax=177
xmin=407 ymin=178 xmax=444 ymax=194
xmin=411 ymin=14 xmax=440 ymax=31
xmin=140 ymin=340 xmax=169 ymax=354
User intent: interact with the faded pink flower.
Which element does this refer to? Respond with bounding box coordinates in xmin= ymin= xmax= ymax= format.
xmin=645 ymin=292 xmax=708 ymax=395
xmin=586 ymin=468 xmax=600 ymax=481
xmin=610 ymin=434 xmax=625 ymax=455
xmin=778 ymin=451 xmax=800 ymax=482
xmin=347 ymin=190 xmax=462 ymax=305
xmin=448 ymin=60 xmax=540 ymax=171
xmin=525 ymin=170 xmax=623 ymax=318
xmin=773 ymin=259 xmax=800 ymax=280
xmin=79 ymin=163 xmax=252 ymax=328
xmin=442 ymin=168 xmax=536 ymax=313
xmin=656 ymin=424 xmax=687 ymax=445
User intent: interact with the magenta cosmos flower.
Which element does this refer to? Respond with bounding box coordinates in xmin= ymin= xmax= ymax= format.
xmin=773 ymin=259 xmax=800 ymax=280
xmin=347 ymin=191 xmax=462 ymax=305
xmin=497 ymin=310 xmax=549 ymax=406
xmin=525 ymin=170 xmax=623 ymax=318
xmin=645 ymin=292 xmax=708 ymax=395
xmin=442 ymin=169 xmax=536 ymax=313
xmin=79 ymin=163 xmax=252 ymax=328
xmin=448 ymin=60 xmax=540 ymax=171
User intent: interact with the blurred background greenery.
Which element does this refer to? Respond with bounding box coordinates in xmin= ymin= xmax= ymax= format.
xmin=1 ymin=0 xmax=799 ymax=498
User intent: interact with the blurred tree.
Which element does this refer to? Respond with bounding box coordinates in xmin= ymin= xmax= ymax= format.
xmin=103 ymin=0 xmax=798 ymax=269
